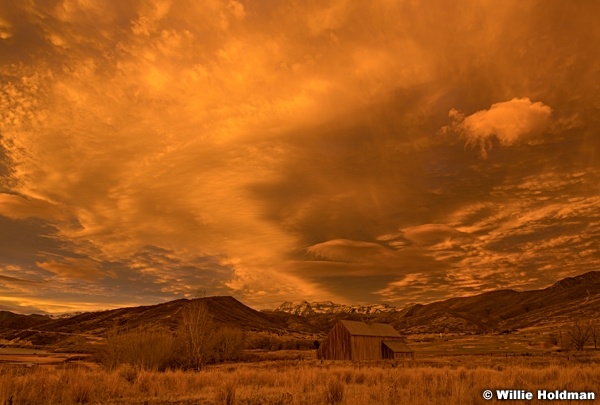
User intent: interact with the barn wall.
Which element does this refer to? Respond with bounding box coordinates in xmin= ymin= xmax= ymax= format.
xmin=382 ymin=339 xmax=414 ymax=360
xmin=319 ymin=322 xmax=410 ymax=361
xmin=351 ymin=336 xmax=383 ymax=361
xmin=382 ymin=343 xmax=392 ymax=360
xmin=318 ymin=322 xmax=352 ymax=360
xmin=395 ymin=352 xmax=414 ymax=359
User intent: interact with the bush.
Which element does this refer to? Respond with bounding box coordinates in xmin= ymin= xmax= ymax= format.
xmin=96 ymin=327 xmax=175 ymax=371
xmin=324 ymin=377 xmax=344 ymax=404
xmin=215 ymin=380 xmax=237 ymax=405
xmin=117 ymin=364 xmax=138 ymax=383
xmin=171 ymin=326 xmax=245 ymax=369
xmin=207 ymin=327 xmax=245 ymax=363
xmin=245 ymin=334 xmax=315 ymax=351
xmin=547 ymin=333 xmax=559 ymax=346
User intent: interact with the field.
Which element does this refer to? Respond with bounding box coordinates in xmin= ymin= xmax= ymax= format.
xmin=1 ymin=350 xmax=599 ymax=405
xmin=407 ymin=326 xmax=567 ymax=355
xmin=0 ymin=347 xmax=92 ymax=367
xmin=1 ymin=324 xmax=599 ymax=404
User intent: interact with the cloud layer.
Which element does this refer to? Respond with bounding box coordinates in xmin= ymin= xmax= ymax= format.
xmin=1 ymin=1 xmax=600 ymax=313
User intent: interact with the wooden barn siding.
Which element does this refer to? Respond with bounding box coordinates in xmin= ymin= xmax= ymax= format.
xmin=318 ymin=322 xmax=408 ymax=361
xmin=381 ymin=342 xmax=392 ymax=360
xmin=318 ymin=322 xmax=353 ymax=360
xmin=382 ymin=342 xmax=414 ymax=359
xmin=351 ymin=336 xmax=405 ymax=361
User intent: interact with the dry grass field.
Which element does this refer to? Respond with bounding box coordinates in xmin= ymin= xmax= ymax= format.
xmin=1 ymin=352 xmax=599 ymax=405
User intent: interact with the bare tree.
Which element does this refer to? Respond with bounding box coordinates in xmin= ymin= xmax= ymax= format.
xmin=567 ymin=321 xmax=592 ymax=351
xmin=176 ymin=298 xmax=213 ymax=370
xmin=591 ymin=322 xmax=599 ymax=350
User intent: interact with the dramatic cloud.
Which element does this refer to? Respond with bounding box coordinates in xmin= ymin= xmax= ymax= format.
xmin=1 ymin=1 xmax=599 ymax=313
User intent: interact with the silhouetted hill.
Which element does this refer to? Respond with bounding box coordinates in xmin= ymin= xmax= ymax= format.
xmin=200 ymin=296 xmax=289 ymax=331
xmin=549 ymin=271 xmax=600 ymax=290
xmin=0 ymin=311 xmax=51 ymax=330
xmin=2 ymin=272 xmax=600 ymax=348
xmin=263 ymin=271 xmax=600 ymax=335
xmin=0 ymin=296 xmax=287 ymax=348
xmin=389 ymin=271 xmax=600 ymax=333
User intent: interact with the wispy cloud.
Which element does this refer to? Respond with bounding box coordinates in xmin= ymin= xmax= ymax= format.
xmin=0 ymin=1 xmax=599 ymax=312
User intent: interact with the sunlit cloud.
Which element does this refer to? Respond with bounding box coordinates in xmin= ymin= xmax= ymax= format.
xmin=447 ymin=98 xmax=552 ymax=158
xmin=0 ymin=17 xmax=13 ymax=40
xmin=0 ymin=1 xmax=599 ymax=313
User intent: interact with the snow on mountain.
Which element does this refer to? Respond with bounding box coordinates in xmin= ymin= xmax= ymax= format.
xmin=275 ymin=300 xmax=398 ymax=316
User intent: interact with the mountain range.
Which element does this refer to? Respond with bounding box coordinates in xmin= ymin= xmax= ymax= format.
xmin=274 ymin=301 xmax=399 ymax=316
xmin=1 ymin=271 xmax=600 ymax=349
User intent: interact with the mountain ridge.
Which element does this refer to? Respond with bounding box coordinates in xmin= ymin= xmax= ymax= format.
xmin=274 ymin=300 xmax=399 ymax=316
xmin=268 ymin=271 xmax=600 ymax=334
xmin=1 ymin=271 xmax=600 ymax=348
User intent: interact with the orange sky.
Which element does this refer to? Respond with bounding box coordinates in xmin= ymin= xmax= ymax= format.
xmin=1 ymin=1 xmax=599 ymax=313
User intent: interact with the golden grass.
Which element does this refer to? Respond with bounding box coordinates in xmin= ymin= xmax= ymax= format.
xmin=1 ymin=355 xmax=599 ymax=404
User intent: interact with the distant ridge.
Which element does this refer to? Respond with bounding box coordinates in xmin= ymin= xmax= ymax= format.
xmin=0 ymin=296 xmax=290 ymax=348
xmin=41 ymin=296 xmax=287 ymax=334
xmin=548 ymin=271 xmax=600 ymax=290
xmin=0 ymin=311 xmax=50 ymax=329
xmin=2 ymin=272 xmax=600 ymax=347
xmin=388 ymin=271 xmax=600 ymax=334
xmin=275 ymin=301 xmax=398 ymax=316
xmin=269 ymin=271 xmax=600 ymax=334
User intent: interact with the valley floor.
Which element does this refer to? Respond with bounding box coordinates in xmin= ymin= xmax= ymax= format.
xmin=1 ymin=351 xmax=600 ymax=405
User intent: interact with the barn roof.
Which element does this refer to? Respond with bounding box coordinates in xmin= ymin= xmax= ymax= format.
xmin=382 ymin=340 xmax=414 ymax=353
xmin=339 ymin=320 xmax=401 ymax=337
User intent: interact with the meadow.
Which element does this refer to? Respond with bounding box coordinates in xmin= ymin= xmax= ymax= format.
xmin=1 ymin=352 xmax=599 ymax=405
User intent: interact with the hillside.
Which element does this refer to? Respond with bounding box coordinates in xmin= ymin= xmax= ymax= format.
xmin=0 ymin=311 xmax=51 ymax=330
xmin=0 ymin=296 xmax=292 ymax=349
xmin=268 ymin=271 xmax=600 ymax=335
xmin=388 ymin=271 xmax=600 ymax=334
xmin=2 ymin=272 xmax=600 ymax=349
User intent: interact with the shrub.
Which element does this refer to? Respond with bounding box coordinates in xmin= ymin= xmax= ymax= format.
xmin=207 ymin=327 xmax=245 ymax=363
xmin=96 ymin=327 xmax=175 ymax=371
xmin=70 ymin=374 xmax=96 ymax=404
xmin=117 ymin=363 xmax=138 ymax=383
xmin=172 ymin=324 xmax=245 ymax=369
xmin=215 ymin=380 xmax=237 ymax=405
xmin=547 ymin=333 xmax=559 ymax=346
xmin=324 ymin=377 xmax=344 ymax=404
xmin=245 ymin=334 xmax=315 ymax=351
